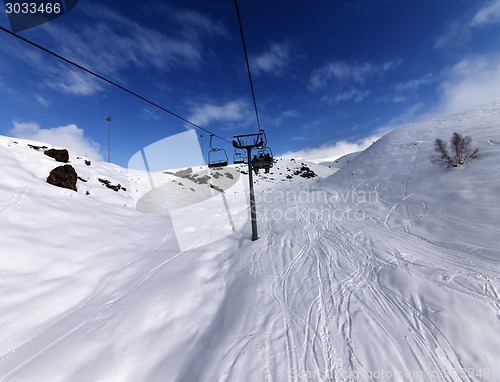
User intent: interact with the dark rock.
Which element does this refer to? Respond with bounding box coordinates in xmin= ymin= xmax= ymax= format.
xmin=46 ymin=165 xmax=78 ymax=191
xmin=98 ymin=178 xmax=126 ymax=192
xmin=300 ymin=170 xmax=317 ymax=179
xmin=44 ymin=148 xmax=69 ymax=163
xmin=28 ymin=144 xmax=48 ymax=151
xmin=292 ymin=165 xmax=317 ymax=179
xmin=209 ymin=183 xmax=224 ymax=193
xmin=85 ymin=160 xmax=91 ymax=166
xmin=192 ymin=175 xmax=210 ymax=185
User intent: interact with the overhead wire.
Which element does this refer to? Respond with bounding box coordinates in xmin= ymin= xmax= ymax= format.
xmin=233 ymin=0 xmax=262 ymax=133
xmin=0 ymin=25 xmax=232 ymax=144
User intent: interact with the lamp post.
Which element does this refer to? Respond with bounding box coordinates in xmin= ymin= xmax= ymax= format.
xmin=106 ymin=116 xmax=112 ymax=163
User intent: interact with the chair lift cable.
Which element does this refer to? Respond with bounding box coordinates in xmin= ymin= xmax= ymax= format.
xmin=233 ymin=0 xmax=262 ymax=133
xmin=0 ymin=25 xmax=232 ymax=144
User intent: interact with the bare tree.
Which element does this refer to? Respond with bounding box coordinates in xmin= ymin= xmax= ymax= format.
xmin=431 ymin=132 xmax=478 ymax=167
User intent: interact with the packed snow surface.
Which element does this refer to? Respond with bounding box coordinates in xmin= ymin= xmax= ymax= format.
xmin=1 ymin=103 xmax=499 ymax=381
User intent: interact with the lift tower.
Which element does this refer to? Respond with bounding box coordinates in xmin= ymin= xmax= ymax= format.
xmin=232 ymin=132 xmax=266 ymax=241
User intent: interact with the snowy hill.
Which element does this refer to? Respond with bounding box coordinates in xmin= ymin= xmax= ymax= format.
xmin=1 ymin=103 xmax=499 ymax=381
xmin=320 ymin=150 xmax=360 ymax=171
xmin=320 ymin=102 xmax=500 ymax=258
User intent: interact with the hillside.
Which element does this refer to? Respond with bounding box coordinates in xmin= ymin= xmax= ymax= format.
xmin=1 ymin=103 xmax=499 ymax=381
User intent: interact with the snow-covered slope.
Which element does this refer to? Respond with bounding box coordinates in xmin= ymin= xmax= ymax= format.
xmin=320 ymin=102 xmax=500 ymax=259
xmin=1 ymin=103 xmax=499 ymax=382
xmin=320 ymin=150 xmax=361 ymax=172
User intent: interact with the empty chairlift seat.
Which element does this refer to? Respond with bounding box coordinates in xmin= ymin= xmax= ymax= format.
xmin=207 ymin=135 xmax=229 ymax=168
xmin=208 ymin=149 xmax=228 ymax=168
xmin=233 ymin=151 xmax=246 ymax=164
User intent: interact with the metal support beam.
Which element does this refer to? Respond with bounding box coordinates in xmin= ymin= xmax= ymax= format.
xmin=246 ymin=147 xmax=258 ymax=241
xmin=233 ymin=133 xmax=262 ymax=241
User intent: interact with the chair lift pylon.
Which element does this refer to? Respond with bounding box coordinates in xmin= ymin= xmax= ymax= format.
xmin=232 ymin=130 xmax=271 ymax=241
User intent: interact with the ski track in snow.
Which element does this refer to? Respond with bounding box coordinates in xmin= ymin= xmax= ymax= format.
xmin=0 ymin=181 xmax=31 ymax=223
xmin=206 ymin=178 xmax=499 ymax=382
xmin=1 ymin=179 xmax=498 ymax=381
xmin=377 ymin=148 xmax=428 ymax=234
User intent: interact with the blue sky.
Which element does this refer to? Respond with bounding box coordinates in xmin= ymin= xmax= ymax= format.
xmin=1 ymin=0 xmax=500 ymax=167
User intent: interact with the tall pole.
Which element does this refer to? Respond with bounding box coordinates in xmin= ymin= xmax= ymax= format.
xmin=106 ymin=116 xmax=112 ymax=163
xmin=200 ymin=134 xmax=204 ymax=157
xmin=247 ymin=147 xmax=258 ymax=241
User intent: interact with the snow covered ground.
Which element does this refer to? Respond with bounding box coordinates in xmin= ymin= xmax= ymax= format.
xmin=0 ymin=103 xmax=499 ymax=381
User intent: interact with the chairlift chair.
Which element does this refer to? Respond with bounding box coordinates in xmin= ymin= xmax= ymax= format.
xmin=233 ymin=150 xmax=246 ymax=164
xmin=251 ymin=147 xmax=273 ymax=173
xmin=207 ymin=135 xmax=228 ymax=168
xmin=208 ymin=149 xmax=228 ymax=168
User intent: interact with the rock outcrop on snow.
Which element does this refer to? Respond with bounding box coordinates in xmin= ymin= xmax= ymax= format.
xmin=44 ymin=148 xmax=70 ymax=163
xmin=46 ymin=164 xmax=78 ymax=191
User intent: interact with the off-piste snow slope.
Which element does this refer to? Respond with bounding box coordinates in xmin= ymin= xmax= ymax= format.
xmin=0 ymin=103 xmax=499 ymax=382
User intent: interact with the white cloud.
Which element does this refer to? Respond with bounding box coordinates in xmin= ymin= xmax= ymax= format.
xmin=383 ymin=102 xmax=428 ymax=127
xmin=41 ymin=8 xmax=206 ymax=76
xmin=435 ymin=0 xmax=500 ymax=49
xmin=142 ymin=108 xmax=161 ymax=121
xmin=45 ymin=68 xmax=104 ymax=96
xmin=251 ymin=41 xmax=294 ymax=76
xmin=281 ymin=134 xmax=380 ymax=163
xmin=34 ymin=94 xmax=50 ymax=107
xmin=434 ymin=20 xmax=469 ymax=50
xmin=345 ymin=0 xmax=399 ymax=13
xmin=76 ymin=5 xmax=227 ymax=73
xmin=188 ymin=100 xmax=250 ymax=127
xmin=9 ymin=121 xmax=103 ymax=160
xmin=264 ymin=109 xmax=300 ymax=127
xmin=393 ymin=74 xmax=434 ymax=92
xmin=321 ymin=88 xmax=371 ymax=104
xmin=0 ymin=5 xmax=227 ymax=97
xmin=439 ymin=54 xmax=500 ymax=113
xmin=309 ymin=59 xmax=401 ymax=91
xmin=174 ymin=9 xmax=228 ymax=39
xmin=471 ymin=0 xmax=500 ymax=27
xmin=388 ymin=74 xmax=435 ymax=103
xmin=0 ymin=75 xmax=16 ymax=96
xmin=282 ymin=109 xmax=299 ymax=118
